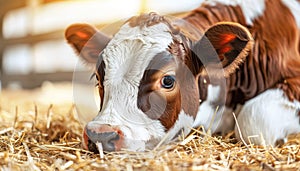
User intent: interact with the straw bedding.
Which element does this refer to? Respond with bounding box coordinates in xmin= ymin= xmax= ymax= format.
xmin=0 ymin=83 xmax=299 ymax=171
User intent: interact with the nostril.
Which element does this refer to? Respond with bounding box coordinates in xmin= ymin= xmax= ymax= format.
xmin=85 ymin=127 xmax=120 ymax=152
xmin=87 ymin=139 xmax=98 ymax=153
xmin=110 ymin=132 xmax=120 ymax=141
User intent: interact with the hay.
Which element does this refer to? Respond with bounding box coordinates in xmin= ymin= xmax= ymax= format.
xmin=0 ymin=85 xmax=299 ymax=170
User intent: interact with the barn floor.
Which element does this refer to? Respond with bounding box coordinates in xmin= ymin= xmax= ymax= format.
xmin=0 ymin=82 xmax=299 ymax=171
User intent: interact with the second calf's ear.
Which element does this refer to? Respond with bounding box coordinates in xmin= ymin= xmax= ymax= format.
xmin=65 ymin=24 xmax=111 ymax=64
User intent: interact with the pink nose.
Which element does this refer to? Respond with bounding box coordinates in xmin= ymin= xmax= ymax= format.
xmin=83 ymin=123 xmax=123 ymax=152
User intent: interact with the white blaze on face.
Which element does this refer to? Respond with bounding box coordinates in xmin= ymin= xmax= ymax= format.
xmin=91 ymin=22 xmax=176 ymax=150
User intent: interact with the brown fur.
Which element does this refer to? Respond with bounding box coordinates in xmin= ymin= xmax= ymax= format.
xmin=137 ymin=53 xmax=183 ymax=129
xmin=185 ymin=0 xmax=300 ymax=107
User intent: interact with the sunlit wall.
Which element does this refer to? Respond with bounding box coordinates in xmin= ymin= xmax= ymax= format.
xmin=2 ymin=0 xmax=203 ymax=74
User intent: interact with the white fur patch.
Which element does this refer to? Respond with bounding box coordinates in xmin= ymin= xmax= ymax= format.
xmin=90 ymin=22 xmax=175 ymax=151
xmin=193 ymin=85 xmax=226 ymax=133
xmin=281 ymin=0 xmax=300 ymax=28
xmin=235 ymin=89 xmax=300 ymax=146
xmin=166 ymin=110 xmax=195 ymax=142
xmin=204 ymin=0 xmax=266 ymax=25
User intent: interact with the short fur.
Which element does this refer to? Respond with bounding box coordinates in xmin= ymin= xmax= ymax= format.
xmin=66 ymin=0 xmax=300 ymax=151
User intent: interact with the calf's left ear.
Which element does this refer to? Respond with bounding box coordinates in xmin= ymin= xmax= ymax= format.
xmin=192 ymin=22 xmax=253 ymax=77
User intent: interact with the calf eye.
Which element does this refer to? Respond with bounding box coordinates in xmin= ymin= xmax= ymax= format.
xmin=161 ymin=75 xmax=176 ymax=89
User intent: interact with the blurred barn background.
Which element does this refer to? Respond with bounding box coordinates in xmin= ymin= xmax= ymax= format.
xmin=0 ymin=0 xmax=203 ymax=90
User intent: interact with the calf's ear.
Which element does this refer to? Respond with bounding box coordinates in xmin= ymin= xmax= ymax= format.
xmin=65 ymin=24 xmax=111 ymax=63
xmin=192 ymin=22 xmax=253 ymax=77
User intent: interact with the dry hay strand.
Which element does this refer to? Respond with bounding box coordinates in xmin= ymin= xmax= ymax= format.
xmin=0 ymin=99 xmax=299 ymax=170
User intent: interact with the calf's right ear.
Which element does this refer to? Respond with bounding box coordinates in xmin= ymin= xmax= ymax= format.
xmin=65 ymin=24 xmax=111 ymax=63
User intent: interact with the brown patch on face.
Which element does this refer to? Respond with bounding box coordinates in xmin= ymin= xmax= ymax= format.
xmin=138 ymin=49 xmax=199 ymax=130
xmin=168 ymin=34 xmax=201 ymax=118
xmin=138 ymin=52 xmax=182 ymax=130
xmin=176 ymin=62 xmax=200 ymax=119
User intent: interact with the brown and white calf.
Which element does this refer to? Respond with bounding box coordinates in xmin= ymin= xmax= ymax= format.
xmin=65 ymin=0 xmax=300 ymax=152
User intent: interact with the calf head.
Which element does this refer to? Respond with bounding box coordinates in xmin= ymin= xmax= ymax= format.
xmin=65 ymin=13 xmax=253 ymax=152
